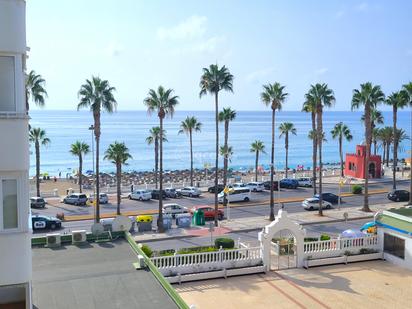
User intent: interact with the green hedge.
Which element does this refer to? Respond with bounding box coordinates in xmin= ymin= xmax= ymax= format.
xmin=320 ymin=234 xmax=331 ymax=241
xmin=352 ymin=185 xmax=363 ymax=194
xmin=141 ymin=244 xmax=153 ymax=257
xmin=214 ymin=237 xmax=235 ymax=249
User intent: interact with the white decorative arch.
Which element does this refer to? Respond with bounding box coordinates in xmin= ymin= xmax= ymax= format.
xmin=258 ymin=209 xmax=306 ymax=270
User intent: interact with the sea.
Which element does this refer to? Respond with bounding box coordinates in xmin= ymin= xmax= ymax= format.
xmin=28 ymin=110 xmax=412 ymax=177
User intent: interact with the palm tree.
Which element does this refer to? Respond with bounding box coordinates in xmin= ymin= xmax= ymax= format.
xmin=403 ymin=82 xmax=412 ymax=204
xmin=104 ymin=142 xmax=132 ymax=215
xmin=303 ymin=97 xmax=317 ymax=195
xmin=77 ymin=76 xmax=117 ymax=222
xmin=220 ymin=145 xmax=233 ymax=162
xmin=178 ymin=116 xmax=202 ymax=186
xmin=144 ymin=86 xmax=179 ymax=232
xmin=386 ymin=91 xmax=409 ymax=189
xmin=219 ymin=107 xmax=236 ymax=205
xmin=261 ymin=83 xmax=289 ymax=220
xmin=306 ymin=83 xmax=335 ymax=216
xmin=26 ymin=70 xmax=47 ymax=111
xmin=351 ymin=82 xmax=385 ymax=212
xmin=279 ymin=122 xmax=297 ymax=178
xmin=69 ymin=141 xmax=90 ymax=193
xmin=362 ymin=109 xmax=384 ymax=155
xmin=200 ymin=64 xmax=234 ymax=226
xmin=250 ymin=140 xmax=266 ymax=181
xmin=146 ymin=127 xmax=167 ymax=189
xmin=378 ymin=126 xmax=393 ymax=166
xmin=331 ymin=122 xmax=353 ymax=177
xmin=29 ymin=128 xmax=50 ymax=197
xmin=372 ymin=128 xmax=381 ymax=156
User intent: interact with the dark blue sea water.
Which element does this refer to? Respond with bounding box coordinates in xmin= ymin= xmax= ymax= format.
xmin=28 ymin=110 xmax=412 ymax=176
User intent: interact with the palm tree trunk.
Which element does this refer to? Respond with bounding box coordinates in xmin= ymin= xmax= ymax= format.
xmin=255 ymin=151 xmax=259 ymax=182
xmin=285 ymin=133 xmax=289 ymax=178
xmin=117 ymin=163 xmax=121 ymax=215
xmin=158 ymin=116 xmax=164 ymax=232
xmin=214 ymin=92 xmax=219 ymax=226
xmin=79 ymin=154 xmax=83 ymax=193
xmin=339 ymin=136 xmax=344 ymax=177
xmin=269 ymin=108 xmax=275 ymax=221
xmin=392 ymin=106 xmax=397 ymax=189
xmin=317 ymin=106 xmax=323 ymax=216
xmin=223 ymin=121 xmax=229 ymax=206
xmin=363 ymin=103 xmax=371 ymax=212
xmin=94 ymin=112 xmax=101 ymax=223
xmin=373 ymin=140 xmax=377 ymax=155
xmin=311 ymin=112 xmax=317 ymax=195
xmin=155 ymin=139 xmax=159 ymax=189
xmin=409 ymin=108 xmax=412 ymax=205
xmin=383 ymin=142 xmax=386 ymax=166
xmin=36 ymin=141 xmax=40 ymax=197
xmin=190 ymin=130 xmax=193 ymax=186
xmin=386 ymin=143 xmax=390 ymax=166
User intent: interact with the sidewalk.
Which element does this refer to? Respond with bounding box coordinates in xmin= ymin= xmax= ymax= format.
xmin=133 ymin=202 xmax=402 ymax=243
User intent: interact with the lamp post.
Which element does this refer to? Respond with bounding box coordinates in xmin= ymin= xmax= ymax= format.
xmin=89 ymin=125 xmax=95 ymax=219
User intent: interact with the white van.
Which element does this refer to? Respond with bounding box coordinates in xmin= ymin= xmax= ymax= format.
xmin=297 ymin=177 xmax=313 ymax=187
xmin=218 ymin=188 xmax=251 ymax=203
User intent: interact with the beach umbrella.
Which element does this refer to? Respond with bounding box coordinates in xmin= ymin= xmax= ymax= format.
xmin=360 ymin=221 xmax=376 ymax=231
xmin=340 ymin=229 xmax=365 ymax=238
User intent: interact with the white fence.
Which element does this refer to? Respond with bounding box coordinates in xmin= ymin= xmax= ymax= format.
xmin=303 ymin=235 xmax=379 ymax=259
xmin=150 ymin=246 xmax=263 ymax=277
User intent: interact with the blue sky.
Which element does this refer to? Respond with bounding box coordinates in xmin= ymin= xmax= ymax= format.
xmin=26 ymin=0 xmax=412 ymax=111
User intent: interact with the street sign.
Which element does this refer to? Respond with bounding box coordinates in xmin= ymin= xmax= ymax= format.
xmin=208 ymin=222 xmax=215 ymax=232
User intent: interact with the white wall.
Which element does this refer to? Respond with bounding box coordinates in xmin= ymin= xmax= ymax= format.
xmin=0 ymin=0 xmax=26 ymax=53
xmin=379 ymin=228 xmax=412 ymax=270
xmin=0 ymin=120 xmax=29 ymax=171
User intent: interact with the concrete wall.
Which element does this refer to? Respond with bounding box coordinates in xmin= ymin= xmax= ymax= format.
xmin=0 ymin=0 xmax=26 ymax=53
xmin=379 ymin=228 xmax=412 ymax=270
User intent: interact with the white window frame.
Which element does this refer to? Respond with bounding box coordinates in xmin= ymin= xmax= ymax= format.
xmin=0 ymin=175 xmax=22 ymax=233
xmin=0 ymin=53 xmax=17 ymax=114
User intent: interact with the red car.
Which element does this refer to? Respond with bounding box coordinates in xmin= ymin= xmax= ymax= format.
xmin=190 ymin=205 xmax=224 ymax=220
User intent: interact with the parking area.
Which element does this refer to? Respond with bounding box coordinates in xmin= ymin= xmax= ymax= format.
xmin=176 ymin=261 xmax=412 ymax=309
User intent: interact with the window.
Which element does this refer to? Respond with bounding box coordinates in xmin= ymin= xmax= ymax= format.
xmin=1 ymin=179 xmax=18 ymax=230
xmin=0 ymin=56 xmax=16 ymax=112
xmin=384 ymin=233 xmax=405 ymax=259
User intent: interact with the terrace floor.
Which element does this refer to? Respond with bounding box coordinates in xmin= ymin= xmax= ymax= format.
xmin=176 ymin=261 xmax=412 ymax=309
xmin=32 ymin=239 xmax=177 ymax=309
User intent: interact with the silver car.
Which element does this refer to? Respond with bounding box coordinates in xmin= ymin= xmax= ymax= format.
xmin=302 ymin=197 xmax=332 ymax=211
xmin=178 ymin=187 xmax=201 ymax=197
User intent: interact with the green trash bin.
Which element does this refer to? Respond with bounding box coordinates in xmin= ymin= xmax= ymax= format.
xmin=192 ymin=209 xmax=205 ymax=226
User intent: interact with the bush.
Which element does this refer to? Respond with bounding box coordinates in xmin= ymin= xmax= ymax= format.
xmin=141 ymin=244 xmax=153 ymax=258
xmin=320 ymin=234 xmax=330 ymax=241
xmin=344 ymin=250 xmax=352 ymax=256
xmin=359 ymin=248 xmax=378 ymax=255
xmin=352 ymin=185 xmax=363 ymax=194
xmin=304 ymin=237 xmax=319 ymax=242
xmin=177 ymin=246 xmax=216 ymax=254
xmin=56 ymin=212 xmax=65 ymax=221
xmin=214 ymin=237 xmax=235 ymax=249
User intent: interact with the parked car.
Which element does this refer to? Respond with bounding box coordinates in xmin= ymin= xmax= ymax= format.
xmin=280 ymin=178 xmax=299 ymax=189
xmin=165 ymin=188 xmax=182 ymax=198
xmin=151 ymin=189 xmax=167 ymax=200
xmin=297 ymin=177 xmax=313 ymax=187
xmin=30 ymin=197 xmax=46 ymax=208
xmin=207 ymin=184 xmax=225 ymax=193
xmin=32 ymin=215 xmax=62 ymax=230
xmin=246 ymin=182 xmax=264 ymax=192
xmin=88 ymin=193 xmax=109 ymax=204
xmin=218 ymin=188 xmax=251 ymax=203
xmin=128 ymin=190 xmax=152 ymax=201
xmin=388 ymin=190 xmax=410 ymax=202
xmin=62 ymin=193 xmax=88 ymax=206
xmin=190 ymin=205 xmax=224 ymax=220
xmin=302 ymin=198 xmax=332 ymax=211
xmin=263 ymin=181 xmax=279 ymax=191
xmin=162 ymin=203 xmax=189 ymax=217
xmin=229 ymin=182 xmax=249 ymax=189
xmin=314 ymin=193 xmax=341 ymax=204
xmin=178 ymin=187 xmax=201 ymax=197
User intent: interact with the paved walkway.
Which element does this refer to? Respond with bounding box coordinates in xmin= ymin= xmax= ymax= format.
xmin=176 ymin=260 xmax=412 ymax=309
xmin=132 ymin=202 xmax=401 ymax=243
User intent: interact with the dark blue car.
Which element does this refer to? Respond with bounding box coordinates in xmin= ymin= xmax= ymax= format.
xmin=314 ymin=193 xmax=341 ymax=204
xmin=279 ymin=178 xmax=299 ymax=189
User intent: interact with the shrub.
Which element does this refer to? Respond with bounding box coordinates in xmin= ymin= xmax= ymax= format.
xmin=141 ymin=244 xmax=153 ymax=258
xmin=352 ymin=185 xmax=363 ymax=194
xmin=344 ymin=250 xmax=352 ymax=256
xmin=214 ymin=237 xmax=235 ymax=249
xmin=304 ymin=237 xmax=319 ymax=242
xmin=178 ymin=246 xmax=216 ymax=254
xmin=359 ymin=248 xmax=377 ymax=255
xmin=320 ymin=234 xmax=330 ymax=241
xmin=56 ymin=212 xmax=65 ymax=221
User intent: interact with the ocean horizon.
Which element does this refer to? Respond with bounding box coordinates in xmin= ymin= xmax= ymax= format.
xmin=28 ymin=110 xmax=412 ymax=177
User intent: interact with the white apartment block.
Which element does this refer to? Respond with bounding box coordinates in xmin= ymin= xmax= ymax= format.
xmin=0 ymin=0 xmax=32 ymax=308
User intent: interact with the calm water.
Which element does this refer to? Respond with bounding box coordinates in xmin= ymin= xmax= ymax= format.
xmin=28 ymin=110 xmax=412 ymax=176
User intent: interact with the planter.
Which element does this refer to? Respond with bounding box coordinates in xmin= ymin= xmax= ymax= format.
xmin=305 ymin=256 xmax=346 ymax=268
xmin=346 ymin=252 xmax=383 ymax=263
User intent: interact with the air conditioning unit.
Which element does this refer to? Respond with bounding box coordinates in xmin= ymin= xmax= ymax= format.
xmin=46 ymin=233 xmax=61 ymax=247
xmin=72 ymin=230 xmax=87 ymax=244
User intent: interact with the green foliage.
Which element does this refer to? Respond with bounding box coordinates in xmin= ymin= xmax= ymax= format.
xmin=352 ymin=185 xmax=363 ymax=194
xmin=320 ymin=234 xmax=331 ymax=241
xmin=344 ymin=250 xmax=352 ymax=256
xmin=177 ymin=246 xmax=217 ymax=254
xmin=359 ymin=248 xmax=378 ymax=255
xmin=141 ymin=244 xmax=153 ymax=258
xmin=304 ymin=237 xmax=319 ymax=242
xmin=214 ymin=237 xmax=235 ymax=249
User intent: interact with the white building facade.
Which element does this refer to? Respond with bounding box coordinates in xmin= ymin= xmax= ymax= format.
xmin=0 ymin=0 xmax=32 ymax=308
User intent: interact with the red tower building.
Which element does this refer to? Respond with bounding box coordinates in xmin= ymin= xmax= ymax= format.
xmin=344 ymin=145 xmax=382 ymax=179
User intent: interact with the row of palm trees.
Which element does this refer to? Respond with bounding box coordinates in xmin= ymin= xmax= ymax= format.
xmin=26 ymin=66 xmax=412 ymax=226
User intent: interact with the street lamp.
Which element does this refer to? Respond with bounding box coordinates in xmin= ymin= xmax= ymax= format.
xmin=88 ymin=125 xmax=95 ymax=219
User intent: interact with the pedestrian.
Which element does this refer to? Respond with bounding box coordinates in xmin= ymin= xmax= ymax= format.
xmin=59 ymin=171 xmax=61 ymax=178
xmin=53 ymin=176 xmax=57 ymax=182
xmin=281 ymin=203 xmax=285 ymax=210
